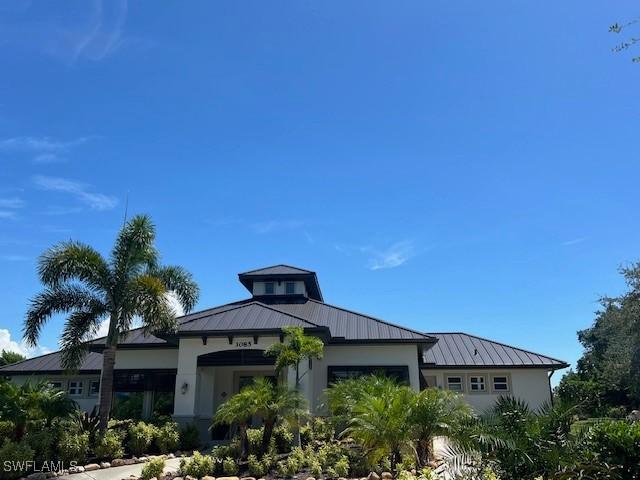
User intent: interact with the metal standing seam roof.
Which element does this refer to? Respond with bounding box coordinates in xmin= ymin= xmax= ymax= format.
xmin=178 ymin=302 xmax=319 ymax=332
xmin=239 ymin=265 xmax=315 ymax=276
xmin=0 ymin=351 xmax=103 ymax=374
xmin=422 ymin=332 xmax=568 ymax=369
xmin=269 ymin=299 xmax=433 ymax=341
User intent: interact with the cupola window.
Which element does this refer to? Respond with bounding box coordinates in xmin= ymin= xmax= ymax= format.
xmin=285 ymin=282 xmax=296 ymax=294
xmin=264 ymin=282 xmax=275 ymax=295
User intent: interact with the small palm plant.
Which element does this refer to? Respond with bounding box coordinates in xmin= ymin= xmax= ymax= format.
xmin=343 ymin=380 xmax=415 ymax=470
xmin=23 ymin=215 xmax=199 ymax=431
xmin=212 ymin=387 xmax=256 ymax=458
xmin=251 ymin=377 xmax=306 ymax=453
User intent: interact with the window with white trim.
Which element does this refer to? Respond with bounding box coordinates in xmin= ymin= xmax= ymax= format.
xmin=446 ymin=376 xmax=464 ymax=392
xmin=469 ymin=375 xmax=486 ymax=392
xmin=68 ymin=380 xmax=83 ymax=396
xmin=89 ymin=380 xmax=100 ymax=396
xmin=285 ymin=282 xmax=296 ymax=294
xmin=264 ymin=282 xmax=275 ymax=295
xmin=492 ymin=375 xmax=509 ymax=392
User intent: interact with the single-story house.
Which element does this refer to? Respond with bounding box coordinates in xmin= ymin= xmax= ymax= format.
xmin=0 ymin=265 xmax=567 ymax=440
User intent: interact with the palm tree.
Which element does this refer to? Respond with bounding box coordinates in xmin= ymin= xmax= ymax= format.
xmin=250 ymin=377 xmax=306 ymax=454
xmin=0 ymin=380 xmax=75 ymax=439
xmin=265 ymin=326 xmax=324 ymax=445
xmin=212 ymin=387 xmax=256 ymax=458
xmin=409 ymin=388 xmax=473 ymax=466
xmin=343 ymin=381 xmax=414 ymax=470
xmin=23 ymin=215 xmax=199 ymax=431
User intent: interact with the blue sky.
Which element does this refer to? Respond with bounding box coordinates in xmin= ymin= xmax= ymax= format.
xmin=0 ymin=1 xmax=638 ymax=385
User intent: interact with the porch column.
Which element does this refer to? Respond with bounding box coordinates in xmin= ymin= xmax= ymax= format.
xmin=173 ymin=339 xmax=198 ymax=422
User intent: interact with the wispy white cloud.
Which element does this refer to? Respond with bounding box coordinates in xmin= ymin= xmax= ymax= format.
xmin=33 ymin=175 xmax=118 ymax=211
xmin=0 ymin=1 xmax=134 ymax=64
xmin=250 ymin=219 xmax=306 ymax=234
xmin=362 ymin=240 xmax=416 ymax=270
xmin=0 ymin=135 xmax=92 ymax=163
xmin=0 ymin=211 xmax=17 ymax=219
xmin=0 ymin=197 xmax=25 ymax=209
xmin=0 ymin=254 xmax=30 ymax=262
xmin=0 ymin=328 xmax=51 ymax=358
xmin=562 ymin=237 xmax=587 ymax=246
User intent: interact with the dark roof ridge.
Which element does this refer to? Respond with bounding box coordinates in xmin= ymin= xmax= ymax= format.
xmin=300 ymin=298 xmax=435 ymax=340
xmin=427 ymin=331 xmax=568 ymax=366
xmin=178 ymin=300 xmax=322 ymax=330
xmin=0 ymin=349 xmax=62 ymax=371
xmin=239 ymin=264 xmax=315 ymax=275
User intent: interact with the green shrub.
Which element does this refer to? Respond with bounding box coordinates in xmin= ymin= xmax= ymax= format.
xmin=25 ymin=429 xmax=55 ymax=460
xmin=141 ymin=457 xmax=165 ymax=480
xmin=246 ymin=427 xmax=264 ymax=455
xmin=179 ymin=423 xmax=200 ymax=450
xmin=334 ymin=456 xmax=349 ymax=478
xmin=223 ymin=456 xmax=238 ymax=476
xmin=0 ymin=420 xmax=16 ymax=441
xmin=247 ymin=454 xmax=267 ymax=478
xmin=325 ymin=466 xmax=337 ymax=479
xmin=582 ymin=420 xmax=640 ymax=477
xmin=95 ymin=429 xmax=125 ymax=460
xmin=155 ymin=421 xmax=180 ymax=453
xmin=0 ymin=439 xmax=34 ymax=480
xmin=273 ymin=423 xmax=294 ymax=453
xmin=58 ymin=431 xmax=89 ymax=464
xmin=128 ymin=421 xmax=157 ymax=456
xmin=310 ymin=459 xmax=323 ymax=478
xmin=180 ymin=451 xmax=215 ymax=478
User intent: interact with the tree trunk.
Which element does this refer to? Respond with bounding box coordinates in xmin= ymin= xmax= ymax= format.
xmin=294 ymin=362 xmax=301 ymax=446
xmin=262 ymin=418 xmax=276 ymax=454
xmin=98 ymin=344 xmax=117 ymax=432
xmin=239 ymin=422 xmax=249 ymax=459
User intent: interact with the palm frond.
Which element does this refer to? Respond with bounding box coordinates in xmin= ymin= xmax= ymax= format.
xmin=127 ymin=274 xmax=176 ymax=333
xmin=60 ymin=303 xmax=109 ymax=369
xmin=24 ymin=285 xmax=106 ymax=346
xmin=38 ymin=241 xmax=111 ymax=291
xmin=111 ymin=214 xmax=159 ymax=279
xmin=151 ymin=265 xmax=199 ymax=313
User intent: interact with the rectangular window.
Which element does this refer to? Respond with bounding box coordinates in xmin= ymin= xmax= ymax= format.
xmin=446 ymin=376 xmax=464 ymax=392
xmin=492 ymin=376 xmax=509 ymax=392
xmin=327 ymin=366 xmax=410 ymax=385
xmin=264 ymin=282 xmax=275 ymax=295
xmin=68 ymin=380 xmax=83 ymax=396
xmin=469 ymin=376 xmax=486 ymax=392
xmin=90 ymin=380 xmax=100 ymax=396
xmin=285 ymin=282 xmax=296 ymax=294
xmin=48 ymin=381 xmax=62 ymax=390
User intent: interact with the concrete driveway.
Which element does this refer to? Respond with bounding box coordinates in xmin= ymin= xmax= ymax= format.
xmin=59 ymin=458 xmax=183 ymax=480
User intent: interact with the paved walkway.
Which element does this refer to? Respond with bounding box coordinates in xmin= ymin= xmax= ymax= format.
xmin=59 ymin=458 xmax=183 ymax=480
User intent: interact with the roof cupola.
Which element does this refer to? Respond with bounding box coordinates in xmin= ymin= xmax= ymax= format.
xmin=238 ymin=264 xmax=323 ymax=302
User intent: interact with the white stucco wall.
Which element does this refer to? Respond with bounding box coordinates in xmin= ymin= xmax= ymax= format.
xmin=173 ymin=335 xmax=281 ymax=417
xmin=310 ymin=344 xmax=422 ymax=413
xmin=114 ymin=348 xmax=179 ymax=369
xmin=421 ymin=368 xmax=552 ymax=411
xmin=7 ymin=373 xmax=100 ymax=412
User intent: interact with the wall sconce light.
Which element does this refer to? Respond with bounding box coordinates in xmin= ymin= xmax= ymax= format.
xmin=181 ymin=382 xmax=189 ymax=394
xmin=221 ymin=391 xmax=227 ymax=399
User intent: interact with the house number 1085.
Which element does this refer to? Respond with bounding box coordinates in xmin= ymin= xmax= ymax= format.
xmin=235 ymin=341 xmax=252 ymax=348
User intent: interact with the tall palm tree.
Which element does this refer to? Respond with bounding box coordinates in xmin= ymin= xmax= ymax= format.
xmin=266 ymin=326 xmax=324 ymax=445
xmin=250 ymin=377 xmax=306 ymax=454
xmin=23 ymin=215 xmax=199 ymax=431
xmin=212 ymin=387 xmax=256 ymax=458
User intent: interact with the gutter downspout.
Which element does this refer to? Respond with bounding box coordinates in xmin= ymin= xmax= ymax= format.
xmin=548 ymin=370 xmax=555 ymax=406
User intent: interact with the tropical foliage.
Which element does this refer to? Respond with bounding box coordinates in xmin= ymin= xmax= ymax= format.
xmin=23 ymin=214 xmax=199 ymax=430
xmin=556 ymin=262 xmax=640 ymax=415
xmin=0 ymin=349 xmax=25 ymax=366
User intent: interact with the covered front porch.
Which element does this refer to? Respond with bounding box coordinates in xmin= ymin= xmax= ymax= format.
xmin=171 ymin=334 xmax=297 ymax=442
